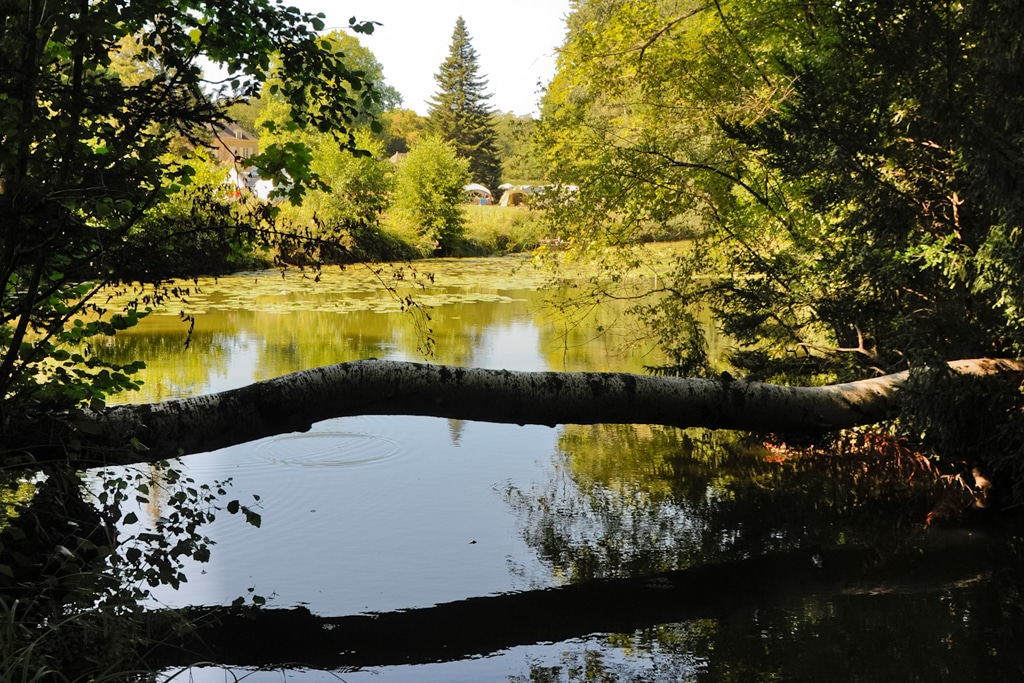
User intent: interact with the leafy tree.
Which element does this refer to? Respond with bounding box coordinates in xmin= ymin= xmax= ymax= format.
xmin=257 ymin=30 xmax=401 ymax=132
xmin=392 ymin=135 xmax=470 ymax=254
xmin=720 ymin=0 xmax=1024 ymax=366
xmin=538 ymin=0 xmax=744 ymax=371
xmin=229 ymin=28 xmax=400 ymax=135
xmin=493 ymin=112 xmax=548 ymax=184
xmin=543 ymin=0 xmax=1024 ymax=372
xmin=226 ymin=98 xmax=268 ymax=135
xmin=540 ymin=0 xmax=1024 ymax=489
xmin=263 ymin=126 xmax=395 ymax=263
xmin=0 ymin=0 xmax=381 ymax=418
xmin=380 ymin=108 xmax=429 ymax=156
xmin=304 ymin=129 xmax=393 ymax=227
xmin=254 ymin=31 xmax=399 ymax=262
xmin=427 ymin=17 xmax=503 ymax=193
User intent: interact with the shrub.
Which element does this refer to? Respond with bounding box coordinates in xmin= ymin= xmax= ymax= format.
xmin=391 ymin=135 xmax=469 ymax=255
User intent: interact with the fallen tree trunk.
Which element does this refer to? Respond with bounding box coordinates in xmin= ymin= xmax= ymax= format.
xmin=39 ymin=358 xmax=1024 ymax=466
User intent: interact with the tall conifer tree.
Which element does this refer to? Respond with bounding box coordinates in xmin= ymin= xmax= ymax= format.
xmin=427 ymin=17 xmax=502 ymax=193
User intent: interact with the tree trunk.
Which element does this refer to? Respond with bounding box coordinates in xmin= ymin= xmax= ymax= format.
xmin=55 ymin=357 xmax=1021 ymax=467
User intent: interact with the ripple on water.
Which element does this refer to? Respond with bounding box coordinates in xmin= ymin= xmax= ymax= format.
xmin=166 ymin=418 xmax=409 ymax=547
xmin=252 ymin=429 xmax=402 ymax=469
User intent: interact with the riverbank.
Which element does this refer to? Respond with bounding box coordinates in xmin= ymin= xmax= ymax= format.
xmin=264 ymin=203 xmax=551 ymax=269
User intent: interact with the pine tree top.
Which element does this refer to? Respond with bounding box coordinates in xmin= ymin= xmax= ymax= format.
xmin=427 ymin=16 xmax=503 ymax=192
xmin=428 ymin=16 xmax=494 ymax=117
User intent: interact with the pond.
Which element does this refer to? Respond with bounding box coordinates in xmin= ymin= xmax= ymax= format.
xmin=98 ymin=255 xmax=1024 ymax=681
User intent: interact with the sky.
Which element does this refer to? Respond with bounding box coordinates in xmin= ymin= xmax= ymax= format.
xmin=298 ymin=1 xmax=572 ymax=117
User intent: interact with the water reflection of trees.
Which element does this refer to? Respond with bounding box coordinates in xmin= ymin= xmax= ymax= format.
xmin=97 ymin=322 xmax=233 ymax=401
xmin=507 ymin=426 xmax=941 ymax=583
xmin=95 ymin=278 xmax=666 ymax=402
xmin=505 ymin=425 xmax=1024 ymax=681
xmin=513 ymin=578 xmax=1024 ymax=682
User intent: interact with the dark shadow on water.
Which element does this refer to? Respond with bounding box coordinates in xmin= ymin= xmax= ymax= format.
xmin=146 ymin=530 xmax=1024 ymax=680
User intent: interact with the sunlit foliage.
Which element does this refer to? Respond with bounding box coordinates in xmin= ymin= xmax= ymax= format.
xmin=542 ymin=0 xmax=1024 ymax=373
xmin=392 ymin=135 xmax=471 ymax=255
xmin=540 ymin=0 xmax=1024 ymax=483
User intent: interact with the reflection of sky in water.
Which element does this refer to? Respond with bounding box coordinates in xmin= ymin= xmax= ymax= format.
xmin=178 ymin=636 xmax=692 ymax=683
xmin=198 ymin=331 xmax=258 ymax=395
xmin=471 ymin=321 xmax=545 ymax=371
xmin=143 ymin=310 xmax=561 ymax=617
xmin=147 ymin=415 xmax=559 ymax=617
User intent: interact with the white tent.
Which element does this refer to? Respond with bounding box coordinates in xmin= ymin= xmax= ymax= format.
xmin=463 ymin=183 xmax=492 ymax=195
xmin=463 ymin=183 xmax=493 ymax=204
xmin=498 ymin=185 xmax=535 ymax=207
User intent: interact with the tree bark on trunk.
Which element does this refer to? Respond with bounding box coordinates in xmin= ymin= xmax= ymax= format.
xmin=57 ymin=357 xmax=1021 ymax=467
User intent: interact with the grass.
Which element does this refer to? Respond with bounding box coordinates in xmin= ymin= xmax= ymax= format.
xmin=460 ymin=203 xmax=550 ymax=255
xmin=377 ymin=203 xmax=551 ymax=258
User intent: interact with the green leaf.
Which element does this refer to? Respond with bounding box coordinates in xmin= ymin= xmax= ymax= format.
xmin=243 ymin=507 xmax=262 ymax=528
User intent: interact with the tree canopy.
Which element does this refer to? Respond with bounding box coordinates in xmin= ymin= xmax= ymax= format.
xmin=544 ymin=0 xmax=1024 ymax=372
xmin=540 ymin=0 xmax=1024 ymax=483
xmin=253 ymin=31 xmax=398 ymax=259
xmin=0 ymin=0 xmax=382 ymax=420
xmin=427 ymin=16 xmax=503 ymax=193
xmin=381 ymin=108 xmax=429 ymax=156
xmin=493 ymin=112 xmax=548 ymax=184
xmin=392 ymin=135 xmax=470 ymax=255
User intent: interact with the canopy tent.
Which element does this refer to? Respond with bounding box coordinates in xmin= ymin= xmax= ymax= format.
xmin=500 ymin=183 xmax=578 ymax=206
xmin=498 ymin=185 xmax=533 ymax=207
xmin=462 ymin=183 xmax=492 ymax=197
xmin=463 ymin=183 xmax=493 ymax=204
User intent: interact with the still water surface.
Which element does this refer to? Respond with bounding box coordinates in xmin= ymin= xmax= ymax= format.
xmin=100 ymin=257 xmax=1024 ymax=681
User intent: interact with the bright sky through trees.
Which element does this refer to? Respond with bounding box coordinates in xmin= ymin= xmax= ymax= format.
xmin=298 ymin=0 xmax=571 ymax=116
